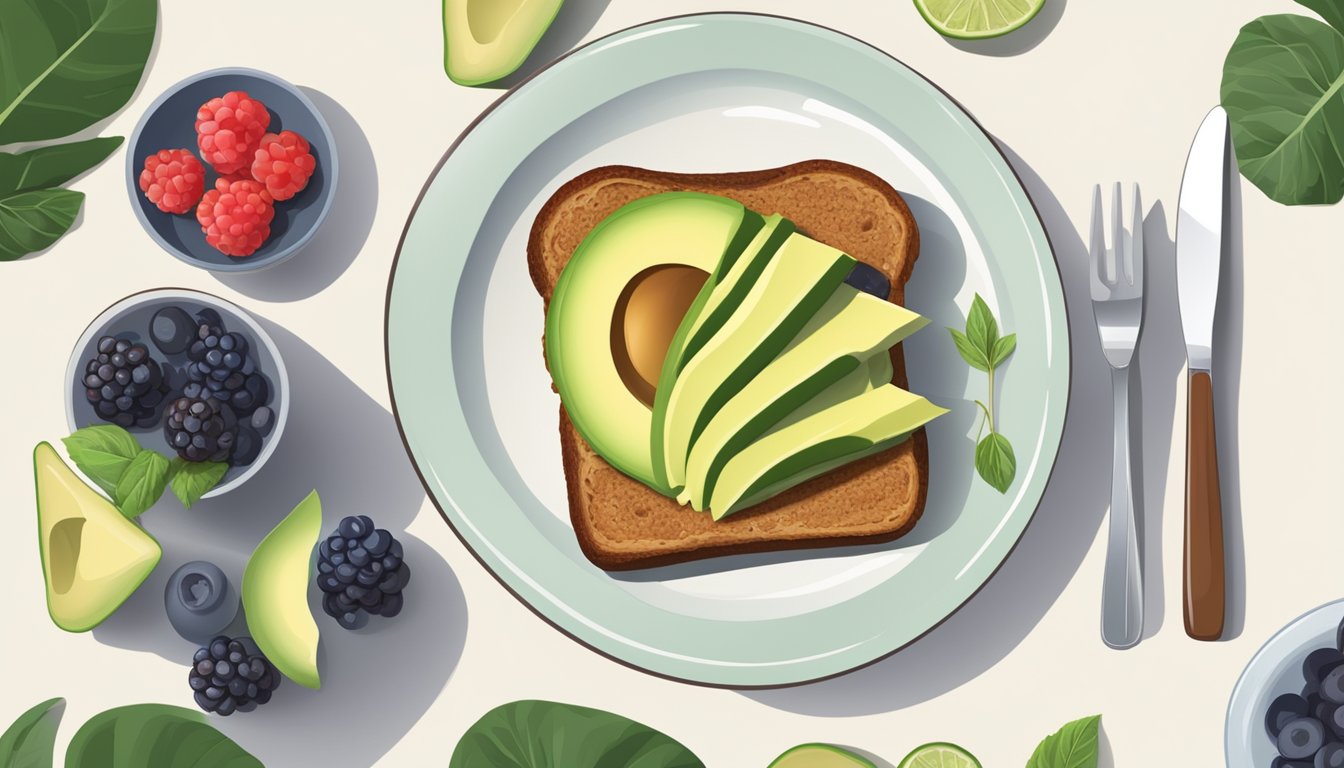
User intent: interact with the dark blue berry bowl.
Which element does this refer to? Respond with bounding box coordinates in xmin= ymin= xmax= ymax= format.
xmin=65 ymin=289 xmax=290 ymax=498
xmin=126 ymin=67 xmax=338 ymax=273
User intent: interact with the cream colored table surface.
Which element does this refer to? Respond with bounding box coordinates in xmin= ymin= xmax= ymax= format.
xmin=2 ymin=1 xmax=1339 ymax=765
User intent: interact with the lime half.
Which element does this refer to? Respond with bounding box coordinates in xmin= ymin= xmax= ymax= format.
xmin=913 ymin=0 xmax=1047 ymax=39
xmin=898 ymin=742 xmax=982 ymax=768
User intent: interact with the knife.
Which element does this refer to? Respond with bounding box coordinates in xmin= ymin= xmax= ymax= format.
xmin=1175 ymin=107 xmax=1232 ymax=642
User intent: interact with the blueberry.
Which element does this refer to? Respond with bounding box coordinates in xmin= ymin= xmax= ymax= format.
xmin=165 ymin=562 xmax=239 ymax=645
xmin=1324 ymin=668 xmax=1344 ymax=704
xmin=230 ymin=426 xmax=261 ymax=467
xmin=1281 ymin=718 xmax=1328 ymax=760
xmin=250 ymin=406 xmax=273 ymax=435
xmin=1318 ymin=743 xmax=1344 ymax=768
xmin=843 ymin=261 xmax=892 ymax=299
xmin=1273 ymin=694 xmax=1313 ymax=738
xmin=150 ymin=307 xmax=196 ymax=355
xmin=1308 ymin=650 xmax=1344 ymax=682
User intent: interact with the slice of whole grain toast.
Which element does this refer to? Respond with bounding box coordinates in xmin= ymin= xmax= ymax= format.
xmin=528 ymin=160 xmax=927 ymax=571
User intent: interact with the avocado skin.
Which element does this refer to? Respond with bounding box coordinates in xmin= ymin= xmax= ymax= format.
xmin=443 ymin=0 xmax=564 ymax=86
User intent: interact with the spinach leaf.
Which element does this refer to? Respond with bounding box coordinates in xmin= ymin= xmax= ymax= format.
xmin=62 ymin=426 xmax=143 ymax=497
xmin=0 ymin=0 xmax=157 ymax=144
xmin=64 ymin=704 xmax=261 ymax=768
xmin=1221 ymin=10 xmax=1344 ymax=204
xmin=113 ymin=450 xmax=170 ymax=519
xmin=0 ymin=698 xmax=64 ymax=768
xmin=1026 ymin=715 xmax=1101 ymax=768
xmin=0 ymin=189 xmax=84 ymax=261
xmin=0 ymin=138 xmax=123 ymax=196
xmin=450 ymin=700 xmax=705 ymax=768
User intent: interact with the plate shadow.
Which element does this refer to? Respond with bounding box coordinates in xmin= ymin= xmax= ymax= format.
xmin=742 ymin=140 xmax=1108 ymax=715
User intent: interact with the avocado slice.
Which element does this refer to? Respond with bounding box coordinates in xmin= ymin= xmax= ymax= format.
xmin=709 ymin=385 xmax=947 ymax=520
xmin=443 ymin=0 xmax=563 ymax=86
xmin=242 ymin=490 xmax=322 ymax=689
xmin=679 ymin=285 xmax=926 ymax=510
xmin=655 ymin=232 xmax=856 ymax=492
xmin=769 ymin=744 xmax=877 ymax=768
xmin=546 ymin=192 xmax=762 ymax=491
xmin=33 ymin=442 xmax=161 ymax=632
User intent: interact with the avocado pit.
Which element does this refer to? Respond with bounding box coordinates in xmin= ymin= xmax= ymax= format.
xmin=611 ymin=264 xmax=708 ymax=407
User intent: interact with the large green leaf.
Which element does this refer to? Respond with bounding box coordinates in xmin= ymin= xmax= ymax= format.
xmin=64 ymin=704 xmax=261 ymax=768
xmin=1221 ymin=13 xmax=1344 ymax=205
xmin=0 ymin=698 xmax=64 ymax=768
xmin=0 ymin=137 xmax=123 ymax=196
xmin=1299 ymin=0 xmax=1344 ymax=35
xmin=1026 ymin=715 xmax=1101 ymax=768
xmin=0 ymin=189 xmax=84 ymax=261
xmin=0 ymin=0 xmax=157 ymax=145
xmin=450 ymin=700 xmax=704 ymax=768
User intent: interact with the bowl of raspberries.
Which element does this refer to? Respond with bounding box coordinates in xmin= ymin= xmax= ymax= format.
xmin=65 ymin=288 xmax=290 ymax=498
xmin=127 ymin=68 xmax=337 ymax=271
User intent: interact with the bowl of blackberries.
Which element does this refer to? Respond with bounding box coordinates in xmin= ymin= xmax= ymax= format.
xmin=1228 ymin=600 xmax=1344 ymax=768
xmin=65 ymin=288 xmax=288 ymax=498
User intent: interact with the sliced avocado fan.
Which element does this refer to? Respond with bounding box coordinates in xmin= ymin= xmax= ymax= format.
xmin=443 ymin=0 xmax=564 ymax=86
xmin=33 ymin=443 xmax=161 ymax=632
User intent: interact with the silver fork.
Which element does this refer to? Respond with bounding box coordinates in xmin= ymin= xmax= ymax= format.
xmin=1089 ymin=183 xmax=1144 ymax=650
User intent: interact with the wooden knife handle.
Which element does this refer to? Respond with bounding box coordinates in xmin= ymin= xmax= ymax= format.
xmin=1184 ymin=370 xmax=1225 ymax=641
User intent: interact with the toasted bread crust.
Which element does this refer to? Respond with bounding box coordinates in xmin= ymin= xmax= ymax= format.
xmin=529 ymin=160 xmax=927 ymax=570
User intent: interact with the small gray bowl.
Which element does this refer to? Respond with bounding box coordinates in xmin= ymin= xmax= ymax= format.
xmin=65 ymin=289 xmax=289 ymax=498
xmin=126 ymin=67 xmax=338 ymax=272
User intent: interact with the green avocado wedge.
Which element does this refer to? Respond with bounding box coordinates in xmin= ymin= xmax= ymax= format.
xmin=443 ymin=0 xmax=564 ymax=86
xmin=242 ymin=490 xmax=322 ymax=689
xmin=710 ymin=385 xmax=947 ymax=519
xmin=649 ymin=214 xmax=793 ymax=491
xmin=546 ymin=192 xmax=761 ymax=492
xmin=655 ymin=232 xmax=856 ymax=492
xmin=769 ymin=743 xmax=877 ymax=768
xmin=33 ymin=443 xmax=161 ymax=633
xmin=678 ymin=285 xmax=923 ymax=510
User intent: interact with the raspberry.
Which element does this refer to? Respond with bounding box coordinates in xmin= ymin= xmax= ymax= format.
xmin=251 ymin=131 xmax=315 ymax=201
xmin=196 ymin=91 xmax=271 ymax=175
xmin=139 ymin=149 xmax=205 ymax=214
xmin=196 ymin=178 xmax=274 ymax=257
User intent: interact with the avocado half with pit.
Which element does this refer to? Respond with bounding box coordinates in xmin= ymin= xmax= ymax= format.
xmin=443 ymin=0 xmax=564 ymax=86
xmin=33 ymin=442 xmax=161 ymax=632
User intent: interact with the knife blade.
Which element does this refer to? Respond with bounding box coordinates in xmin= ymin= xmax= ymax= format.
xmin=1175 ymin=106 xmax=1232 ymax=642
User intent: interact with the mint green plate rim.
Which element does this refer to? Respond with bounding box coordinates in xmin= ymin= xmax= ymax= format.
xmin=385 ymin=12 xmax=1069 ymax=687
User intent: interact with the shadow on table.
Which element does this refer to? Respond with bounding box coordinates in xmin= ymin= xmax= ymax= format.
xmin=216 ymin=88 xmax=378 ymax=302
xmin=946 ymin=0 xmax=1067 ymax=57
xmin=92 ymin=318 xmax=463 ymax=766
xmin=488 ymin=0 xmax=615 ymax=90
xmin=743 ymin=141 xmax=1127 ymax=716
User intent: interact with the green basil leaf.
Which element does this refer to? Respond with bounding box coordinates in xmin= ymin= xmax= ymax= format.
xmin=167 ymin=459 xmax=228 ymax=509
xmin=0 ymin=698 xmax=63 ymax=768
xmin=65 ymin=703 xmax=262 ymax=768
xmin=0 ymin=137 xmax=123 ymax=196
xmin=1026 ymin=715 xmax=1101 ymax=768
xmin=975 ymin=432 xmax=1017 ymax=494
xmin=965 ymin=293 xmax=998 ymax=358
xmin=991 ymin=332 xmax=1017 ymax=368
xmin=1299 ymin=0 xmax=1344 ymax=35
xmin=0 ymin=188 xmax=83 ymax=261
xmin=62 ymin=425 xmax=142 ymax=496
xmin=1221 ymin=13 xmax=1344 ymax=205
xmin=948 ymin=328 xmax=990 ymax=372
xmin=450 ymin=700 xmax=705 ymax=768
xmin=0 ymin=0 xmax=157 ymax=144
xmin=113 ymin=450 xmax=170 ymax=519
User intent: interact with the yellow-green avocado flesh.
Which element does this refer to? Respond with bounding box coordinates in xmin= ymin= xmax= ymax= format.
xmin=34 ymin=442 xmax=161 ymax=633
xmin=443 ymin=0 xmax=564 ymax=86
xmin=545 ymin=192 xmax=763 ymax=492
xmin=769 ymin=743 xmax=877 ymax=768
xmin=243 ymin=490 xmax=323 ymax=689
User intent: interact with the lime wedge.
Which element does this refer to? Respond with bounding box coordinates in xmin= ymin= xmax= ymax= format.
xmin=913 ymin=0 xmax=1046 ymax=39
xmin=898 ymin=742 xmax=982 ymax=768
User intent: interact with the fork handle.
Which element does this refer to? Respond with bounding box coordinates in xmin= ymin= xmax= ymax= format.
xmin=1101 ymin=367 xmax=1142 ymax=649
xmin=1184 ymin=370 xmax=1225 ymax=641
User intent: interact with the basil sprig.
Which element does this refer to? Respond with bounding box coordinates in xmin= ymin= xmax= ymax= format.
xmin=949 ymin=294 xmax=1018 ymax=493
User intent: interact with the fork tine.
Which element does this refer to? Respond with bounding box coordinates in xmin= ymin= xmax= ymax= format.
xmin=1110 ymin=181 xmax=1122 ymax=285
xmin=1089 ymin=184 xmax=1107 ymax=286
xmin=1128 ymin=184 xmax=1143 ymax=287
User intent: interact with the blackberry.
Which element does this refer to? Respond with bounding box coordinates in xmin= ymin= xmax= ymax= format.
xmin=164 ymin=396 xmax=237 ymax=462
xmin=316 ymin=516 xmax=410 ymax=630
xmin=184 ymin=317 xmax=268 ymax=415
xmin=81 ymin=336 xmax=170 ymax=428
xmin=188 ymin=635 xmax=280 ymax=716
